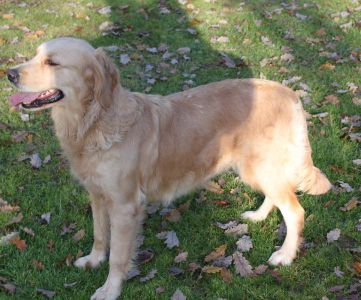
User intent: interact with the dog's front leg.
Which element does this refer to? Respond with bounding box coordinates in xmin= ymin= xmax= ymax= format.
xmin=75 ymin=192 xmax=110 ymax=269
xmin=91 ymin=188 xmax=144 ymax=300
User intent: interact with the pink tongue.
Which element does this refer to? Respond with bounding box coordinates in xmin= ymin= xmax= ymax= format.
xmin=9 ymin=92 xmax=42 ymax=107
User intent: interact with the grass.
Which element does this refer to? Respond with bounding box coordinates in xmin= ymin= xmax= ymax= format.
xmin=0 ymin=0 xmax=360 ymax=299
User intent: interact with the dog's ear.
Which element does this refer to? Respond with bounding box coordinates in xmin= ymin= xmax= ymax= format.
xmin=93 ymin=48 xmax=119 ymax=108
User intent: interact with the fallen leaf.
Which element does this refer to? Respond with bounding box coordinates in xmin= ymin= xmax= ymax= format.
xmin=323 ymin=95 xmax=339 ymax=105
xmin=261 ymin=36 xmax=273 ymax=46
xmin=120 ymin=54 xmax=130 ymax=65
xmin=41 ymin=212 xmax=51 ymax=224
xmin=220 ymin=52 xmax=236 ymax=68
xmin=36 ymin=288 xmax=56 ymax=298
xmin=60 ymin=223 xmax=77 ymax=236
xmin=1 ymin=283 xmax=16 ymax=294
xmin=280 ymin=53 xmax=294 ymax=63
xmin=220 ymin=267 xmax=232 ymax=283
xmin=214 ymin=220 xmax=238 ymax=230
xmin=126 ymin=266 xmax=140 ymax=280
xmin=98 ymin=6 xmax=111 ymax=15
xmin=254 ymin=264 xmax=268 ymax=275
xmin=204 ymin=244 xmax=227 ymax=263
xmin=136 ymin=249 xmax=154 ymax=265
xmin=225 ymin=223 xmax=248 ymax=237
xmin=9 ymin=236 xmax=27 ymax=251
xmin=7 ymin=213 xmax=23 ymax=226
xmin=63 ymin=282 xmax=77 ymax=288
xmin=165 ymin=209 xmax=181 ymax=223
xmin=320 ymin=63 xmax=335 ymax=70
xmin=174 ymin=251 xmax=188 ymax=263
xmin=2 ymin=14 xmax=14 ymax=19
xmin=352 ymin=159 xmax=361 ymax=165
xmin=335 ymin=181 xmax=353 ymax=192
xmin=32 ymin=259 xmax=45 ymax=270
xmin=353 ymin=261 xmax=361 ymax=274
xmin=156 ymin=286 xmax=165 ymax=294
xmin=202 ymin=266 xmax=223 ymax=273
xmin=334 ymin=266 xmax=344 ymax=277
xmin=169 ymin=266 xmax=184 ymax=276
xmin=340 ymin=197 xmax=359 ymax=211
xmin=139 ymin=269 xmax=157 ymax=282
xmin=206 ymin=181 xmax=224 ymax=194
xmin=185 ymin=262 xmax=198 ymax=274
xmin=0 ymin=232 xmax=19 ymax=246
xmin=157 ymin=231 xmax=179 ymax=249
xmin=171 ymin=289 xmax=186 ymax=300
xmin=72 ymin=229 xmax=85 ymax=242
xmin=236 ymin=235 xmax=253 ymax=252
xmin=327 ymin=228 xmax=341 ymax=242
xmin=30 ymin=153 xmax=42 ymax=169
xmin=329 ymin=285 xmax=345 ymax=293
xmin=22 ymin=227 xmax=35 ymax=237
xmin=47 ymin=240 xmax=54 ymax=251
xmin=212 ymin=255 xmax=233 ymax=268
xmin=233 ymin=251 xmax=253 ymax=277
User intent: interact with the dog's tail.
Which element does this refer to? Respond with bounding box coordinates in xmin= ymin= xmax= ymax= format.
xmin=292 ymin=101 xmax=332 ymax=195
xmin=298 ymin=165 xmax=332 ymax=195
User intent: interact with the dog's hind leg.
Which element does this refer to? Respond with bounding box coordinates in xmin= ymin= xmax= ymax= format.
xmin=241 ymin=196 xmax=274 ymax=222
xmin=74 ymin=192 xmax=109 ymax=269
xmin=268 ymin=190 xmax=304 ymax=266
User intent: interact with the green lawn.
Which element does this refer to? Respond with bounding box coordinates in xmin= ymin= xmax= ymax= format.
xmin=0 ymin=0 xmax=360 ymax=299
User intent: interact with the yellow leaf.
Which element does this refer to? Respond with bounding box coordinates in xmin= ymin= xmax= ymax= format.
xmin=3 ymin=14 xmax=14 ymax=19
xmin=320 ymin=63 xmax=335 ymax=70
xmin=189 ymin=18 xmax=202 ymax=26
xmin=202 ymin=266 xmax=222 ymax=273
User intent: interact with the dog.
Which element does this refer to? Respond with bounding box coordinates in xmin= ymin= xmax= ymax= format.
xmin=7 ymin=37 xmax=331 ymax=300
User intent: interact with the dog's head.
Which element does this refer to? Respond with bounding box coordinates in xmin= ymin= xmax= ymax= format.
xmin=7 ymin=37 xmax=118 ymax=111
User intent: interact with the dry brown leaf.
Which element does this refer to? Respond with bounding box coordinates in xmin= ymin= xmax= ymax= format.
xmin=32 ymin=259 xmax=45 ymax=270
xmin=189 ymin=18 xmax=202 ymax=26
xmin=206 ymin=181 xmax=224 ymax=194
xmin=340 ymin=197 xmax=359 ymax=211
xmin=220 ymin=267 xmax=232 ymax=283
xmin=353 ymin=261 xmax=361 ymax=274
xmin=165 ymin=209 xmax=181 ymax=223
xmin=315 ymin=28 xmax=326 ymax=36
xmin=9 ymin=236 xmax=27 ymax=251
xmin=72 ymin=229 xmax=85 ymax=242
xmin=323 ymin=95 xmax=340 ymax=105
xmin=320 ymin=63 xmax=335 ymax=70
xmin=204 ymin=244 xmax=227 ymax=262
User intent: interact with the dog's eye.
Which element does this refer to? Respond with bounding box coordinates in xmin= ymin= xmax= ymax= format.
xmin=44 ymin=59 xmax=59 ymax=66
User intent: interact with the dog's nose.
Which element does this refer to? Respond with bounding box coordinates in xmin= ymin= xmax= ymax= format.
xmin=7 ymin=69 xmax=20 ymax=84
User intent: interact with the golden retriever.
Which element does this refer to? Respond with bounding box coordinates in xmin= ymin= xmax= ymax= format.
xmin=7 ymin=37 xmax=331 ymax=300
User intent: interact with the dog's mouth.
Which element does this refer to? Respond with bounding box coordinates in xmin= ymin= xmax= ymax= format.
xmin=9 ymin=89 xmax=64 ymax=109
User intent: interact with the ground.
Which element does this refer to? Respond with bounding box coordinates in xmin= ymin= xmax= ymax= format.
xmin=0 ymin=0 xmax=360 ymax=299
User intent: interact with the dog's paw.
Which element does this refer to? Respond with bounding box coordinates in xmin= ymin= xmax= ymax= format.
xmin=241 ymin=210 xmax=267 ymax=222
xmin=90 ymin=284 xmax=121 ymax=300
xmin=268 ymin=249 xmax=294 ymax=266
xmin=74 ymin=253 xmax=106 ymax=269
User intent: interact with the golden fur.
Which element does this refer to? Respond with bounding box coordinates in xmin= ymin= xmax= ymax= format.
xmin=9 ymin=38 xmax=331 ymax=300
